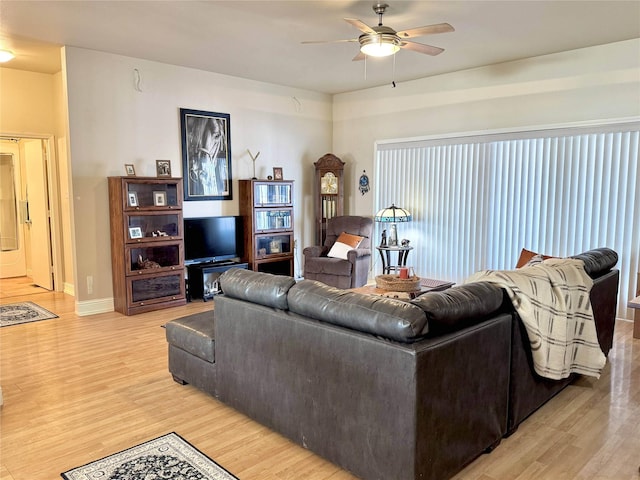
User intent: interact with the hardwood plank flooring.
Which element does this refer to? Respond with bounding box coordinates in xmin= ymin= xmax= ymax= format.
xmin=0 ymin=291 xmax=638 ymax=480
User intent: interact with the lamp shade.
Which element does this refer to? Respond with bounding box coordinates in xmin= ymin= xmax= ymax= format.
xmin=375 ymin=204 xmax=412 ymax=223
xmin=360 ymin=34 xmax=401 ymax=57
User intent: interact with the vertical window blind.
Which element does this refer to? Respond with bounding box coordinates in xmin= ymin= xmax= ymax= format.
xmin=375 ymin=123 xmax=640 ymax=320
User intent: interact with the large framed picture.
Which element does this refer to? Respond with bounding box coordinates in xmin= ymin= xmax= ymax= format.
xmin=180 ymin=108 xmax=232 ymax=201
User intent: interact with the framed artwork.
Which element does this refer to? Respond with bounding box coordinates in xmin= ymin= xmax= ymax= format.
xmin=180 ymin=108 xmax=232 ymax=201
xmin=273 ymin=167 xmax=283 ymax=181
xmin=156 ymin=160 xmax=171 ymax=177
xmin=153 ymin=191 xmax=167 ymax=207
xmin=129 ymin=227 xmax=143 ymax=239
xmin=128 ymin=192 xmax=138 ymax=207
xmin=125 ymin=164 xmax=136 ymax=176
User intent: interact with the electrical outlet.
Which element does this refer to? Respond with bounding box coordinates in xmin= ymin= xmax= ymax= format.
xmin=87 ymin=275 xmax=93 ymax=294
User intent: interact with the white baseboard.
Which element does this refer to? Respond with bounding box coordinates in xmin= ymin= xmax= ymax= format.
xmin=76 ymin=297 xmax=114 ymax=316
xmin=63 ymin=282 xmax=75 ymax=296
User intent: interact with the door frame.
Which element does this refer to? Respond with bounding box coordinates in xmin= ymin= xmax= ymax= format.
xmin=0 ymin=133 xmax=64 ymax=292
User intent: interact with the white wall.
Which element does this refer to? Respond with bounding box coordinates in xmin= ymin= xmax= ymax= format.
xmin=63 ymin=47 xmax=332 ymax=311
xmin=0 ymin=67 xmax=74 ymax=291
xmin=0 ymin=68 xmax=55 ymax=134
xmin=333 ymin=39 xmax=640 ymax=217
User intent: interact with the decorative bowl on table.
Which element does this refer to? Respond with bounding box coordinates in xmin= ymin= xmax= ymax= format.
xmin=375 ymin=274 xmax=420 ymax=292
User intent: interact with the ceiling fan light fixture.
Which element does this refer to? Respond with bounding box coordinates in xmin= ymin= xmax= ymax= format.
xmin=0 ymin=49 xmax=15 ymax=63
xmin=359 ymin=34 xmax=400 ymax=57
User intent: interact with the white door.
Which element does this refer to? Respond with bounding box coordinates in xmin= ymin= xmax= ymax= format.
xmin=0 ymin=142 xmax=27 ymax=278
xmin=24 ymin=139 xmax=53 ymax=290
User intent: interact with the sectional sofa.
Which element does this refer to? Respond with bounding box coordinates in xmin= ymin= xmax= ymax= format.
xmin=165 ymin=248 xmax=619 ymax=480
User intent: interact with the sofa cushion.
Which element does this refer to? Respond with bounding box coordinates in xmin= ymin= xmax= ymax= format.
xmin=165 ymin=311 xmax=215 ymax=363
xmin=411 ymin=283 xmax=506 ymax=334
xmin=303 ymin=256 xmax=353 ymax=276
xmin=327 ymin=232 xmax=364 ymax=260
xmin=219 ymin=268 xmax=296 ymax=310
xmin=570 ymin=247 xmax=618 ymax=277
xmin=288 ymin=279 xmax=429 ymax=342
xmin=515 ymin=248 xmax=555 ymax=268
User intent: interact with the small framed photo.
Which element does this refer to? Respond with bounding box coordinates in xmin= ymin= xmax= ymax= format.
xmin=128 ymin=192 xmax=138 ymax=207
xmin=153 ymin=191 xmax=167 ymax=207
xmin=156 ymin=160 xmax=171 ymax=177
xmin=125 ymin=164 xmax=136 ymax=176
xmin=129 ymin=227 xmax=143 ymax=239
xmin=273 ymin=167 xmax=283 ymax=181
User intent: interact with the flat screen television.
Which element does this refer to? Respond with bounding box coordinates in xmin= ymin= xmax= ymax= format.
xmin=183 ymin=216 xmax=243 ymax=265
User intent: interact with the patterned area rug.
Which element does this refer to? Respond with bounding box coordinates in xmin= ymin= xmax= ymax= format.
xmin=61 ymin=432 xmax=238 ymax=480
xmin=0 ymin=301 xmax=58 ymax=327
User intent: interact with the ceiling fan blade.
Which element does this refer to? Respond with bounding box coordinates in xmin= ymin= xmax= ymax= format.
xmin=352 ymin=51 xmax=366 ymax=62
xmin=344 ymin=18 xmax=376 ymax=34
xmin=397 ymin=23 xmax=454 ymax=39
xmin=301 ymin=39 xmax=358 ymax=45
xmin=400 ymin=41 xmax=445 ymax=56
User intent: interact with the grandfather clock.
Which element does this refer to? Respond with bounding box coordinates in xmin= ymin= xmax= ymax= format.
xmin=314 ymin=153 xmax=345 ymax=245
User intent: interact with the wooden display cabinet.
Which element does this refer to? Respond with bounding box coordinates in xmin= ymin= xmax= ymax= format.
xmin=239 ymin=179 xmax=294 ymax=276
xmin=314 ymin=153 xmax=345 ymax=245
xmin=108 ymin=176 xmax=186 ymax=315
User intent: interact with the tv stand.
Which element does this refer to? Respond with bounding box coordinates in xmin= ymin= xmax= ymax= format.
xmin=187 ymin=261 xmax=248 ymax=301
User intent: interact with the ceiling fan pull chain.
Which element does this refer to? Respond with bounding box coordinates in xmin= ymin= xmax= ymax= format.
xmin=391 ymin=53 xmax=396 ymax=88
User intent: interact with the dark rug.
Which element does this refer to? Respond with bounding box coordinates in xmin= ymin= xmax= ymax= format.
xmin=61 ymin=432 xmax=238 ymax=480
xmin=0 ymin=301 xmax=58 ymax=327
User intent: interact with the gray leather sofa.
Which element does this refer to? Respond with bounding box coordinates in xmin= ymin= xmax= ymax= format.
xmin=166 ymin=247 xmax=619 ymax=480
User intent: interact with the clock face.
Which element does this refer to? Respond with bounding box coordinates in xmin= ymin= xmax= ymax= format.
xmin=320 ymin=172 xmax=338 ymax=194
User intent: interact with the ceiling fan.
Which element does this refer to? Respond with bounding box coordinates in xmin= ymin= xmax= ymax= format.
xmin=302 ymin=2 xmax=454 ymax=61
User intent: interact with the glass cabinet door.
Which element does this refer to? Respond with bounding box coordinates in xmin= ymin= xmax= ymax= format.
xmin=255 ymin=233 xmax=293 ymax=259
xmin=125 ymin=182 xmax=180 ymax=210
xmin=254 ymin=182 xmax=292 ymax=206
xmin=126 ymin=212 xmax=181 ymax=242
xmin=128 ymin=272 xmax=184 ymax=305
xmin=254 ymin=209 xmax=292 ymax=231
xmin=126 ymin=242 xmax=183 ymax=275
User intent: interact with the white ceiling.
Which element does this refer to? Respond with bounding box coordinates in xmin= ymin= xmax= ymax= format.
xmin=1 ymin=1 xmax=639 ymax=95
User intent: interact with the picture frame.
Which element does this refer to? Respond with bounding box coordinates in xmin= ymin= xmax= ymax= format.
xmin=156 ymin=160 xmax=171 ymax=178
xmin=153 ymin=191 xmax=167 ymax=207
xmin=273 ymin=167 xmax=283 ymax=181
xmin=128 ymin=192 xmax=138 ymax=207
xmin=180 ymin=108 xmax=233 ymax=201
xmin=129 ymin=226 xmax=143 ymax=239
xmin=125 ymin=164 xmax=136 ymax=176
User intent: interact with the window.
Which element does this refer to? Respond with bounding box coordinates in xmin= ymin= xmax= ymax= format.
xmin=375 ymin=122 xmax=640 ymax=319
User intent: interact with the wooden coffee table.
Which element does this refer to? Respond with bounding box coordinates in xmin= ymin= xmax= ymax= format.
xmin=352 ymin=277 xmax=455 ymax=299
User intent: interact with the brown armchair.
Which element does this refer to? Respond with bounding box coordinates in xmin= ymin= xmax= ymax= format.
xmin=303 ymin=216 xmax=373 ymax=289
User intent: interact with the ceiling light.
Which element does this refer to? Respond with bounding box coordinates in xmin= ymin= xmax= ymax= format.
xmin=0 ymin=49 xmax=15 ymax=63
xmin=359 ymin=33 xmax=401 ymax=57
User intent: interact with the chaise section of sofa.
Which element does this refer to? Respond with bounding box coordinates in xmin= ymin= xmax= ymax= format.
xmin=506 ymin=247 xmax=619 ymax=434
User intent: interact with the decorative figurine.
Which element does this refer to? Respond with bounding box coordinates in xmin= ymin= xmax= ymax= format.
xmin=359 ymin=170 xmax=370 ymax=195
xmin=247 ymin=149 xmax=260 ymax=180
xmin=380 ymin=229 xmax=387 ymax=247
xmin=401 ymin=239 xmax=410 ymax=247
xmin=137 ymin=255 xmax=161 ymax=269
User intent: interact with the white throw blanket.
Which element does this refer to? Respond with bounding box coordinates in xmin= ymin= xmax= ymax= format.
xmin=465 ymin=258 xmax=605 ymax=380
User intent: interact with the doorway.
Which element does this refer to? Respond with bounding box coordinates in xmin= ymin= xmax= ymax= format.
xmin=0 ymin=137 xmax=58 ymax=296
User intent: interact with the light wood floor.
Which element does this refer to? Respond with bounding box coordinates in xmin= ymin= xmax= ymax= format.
xmin=1 ymin=289 xmax=638 ymax=480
